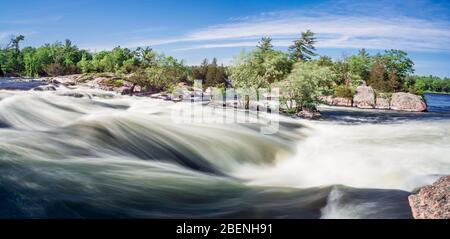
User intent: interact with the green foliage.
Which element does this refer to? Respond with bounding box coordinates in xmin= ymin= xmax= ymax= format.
xmin=230 ymin=48 xmax=292 ymax=89
xmin=127 ymin=68 xmax=147 ymax=86
xmin=332 ymin=60 xmax=362 ymax=87
xmin=333 ymin=85 xmax=355 ymax=99
xmin=276 ymin=62 xmax=334 ymax=112
xmin=346 ymin=49 xmax=371 ymax=82
xmin=0 ymin=35 xmax=25 ymax=75
xmin=108 ymin=79 xmax=125 ymax=87
xmin=408 ymin=75 xmax=450 ymax=94
xmin=316 ymin=55 xmax=334 ymax=67
xmin=191 ymin=58 xmax=228 ymax=89
xmin=375 ymin=91 xmax=393 ymax=99
xmin=367 ymin=50 xmax=414 ymax=92
xmin=257 ymin=37 xmax=274 ymax=53
xmin=77 ymin=54 xmax=94 ymax=73
xmin=0 ymin=33 xmax=440 ymax=102
xmin=145 ymin=55 xmax=188 ymax=91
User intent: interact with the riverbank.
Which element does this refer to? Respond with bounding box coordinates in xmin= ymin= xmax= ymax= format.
xmin=27 ymin=74 xmax=433 ymax=118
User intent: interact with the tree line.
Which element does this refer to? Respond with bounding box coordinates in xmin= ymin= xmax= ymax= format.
xmin=407 ymin=75 xmax=450 ymax=94
xmin=0 ymin=35 xmax=228 ymax=91
xmin=1 ymin=33 xmax=449 ymax=112
xmin=229 ymin=31 xmax=449 ymax=112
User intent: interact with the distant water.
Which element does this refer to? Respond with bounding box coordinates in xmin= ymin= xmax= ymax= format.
xmin=424 ymin=93 xmax=450 ymax=113
xmin=0 ymin=77 xmax=46 ymax=90
xmin=0 ymin=79 xmax=449 ymax=219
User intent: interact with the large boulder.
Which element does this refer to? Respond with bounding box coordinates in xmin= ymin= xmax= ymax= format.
xmin=375 ymin=97 xmax=391 ymax=110
xmin=390 ymin=93 xmax=427 ymax=112
xmin=408 ymin=176 xmax=450 ymax=219
xmin=353 ymin=85 xmax=375 ymax=109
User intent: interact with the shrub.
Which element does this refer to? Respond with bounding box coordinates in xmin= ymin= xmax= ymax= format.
xmin=45 ymin=63 xmax=65 ymax=76
xmin=333 ymin=85 xmax=355 ymax=99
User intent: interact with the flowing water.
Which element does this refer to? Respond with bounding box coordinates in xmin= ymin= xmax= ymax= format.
xmin=0 ymin=79 xmax=449 ymax=219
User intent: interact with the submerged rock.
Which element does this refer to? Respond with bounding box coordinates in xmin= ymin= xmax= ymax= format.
xmin=33 ymin=85 xmax=57 ymax=91
xmin=408 ymin=176 xmax=450 ymax=219
xmin=296 ymin=107 xmax=322 ymax=120
xmin=353 ymin=85 xmax=375 ymax=109
xmin=50 ymin=75 xmax=79 ymax=86
xmin=390 ymin=92 xmax=427 ymax=112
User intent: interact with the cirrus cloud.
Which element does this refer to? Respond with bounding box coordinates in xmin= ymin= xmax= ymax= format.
xmin=120 ymin=7 xmax=450 ymax=53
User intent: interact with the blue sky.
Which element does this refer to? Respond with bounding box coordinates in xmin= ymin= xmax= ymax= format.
xmin=1 ymin=0 xmax=450 ymax=77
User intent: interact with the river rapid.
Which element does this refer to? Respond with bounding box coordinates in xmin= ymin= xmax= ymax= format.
xmin=0 ymin=79 xmax=449 ymax=218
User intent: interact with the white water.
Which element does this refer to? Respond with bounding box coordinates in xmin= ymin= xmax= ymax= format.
xmin=0 ymin=82 xmax=449 ymax=218
xmin=234 ymin=119 xmax=450 ymax=191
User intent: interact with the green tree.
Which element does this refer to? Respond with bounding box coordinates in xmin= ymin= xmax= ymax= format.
xmin=288 ymin=30 xmax=317 ymax=62
xmin=276 ymin=62 xmax=334 ymax=112
xmin=145 ymin=55 xmax=188 ymax=91
xmin=316 ymin=55 xmax=334 ymax=67
xmin=1 ymin=35 xmax=25 ymax=75
xmin=230 ymin=49 xmax=291 ymax=90
xmin=368 ymin=57 xmax=390 ymax=92
xmin=192 ymin=58 xmax=208 ymax=80
xmin=77 ymin=53 xmax=94 ymax=73
xmin=136 ymin=47 xmax=156 ymax=67
xmin=382 ymin=49 xmax=414 ymax=91
xmin=346 ymin=48 xmax=372 ymax=83
xmin=367 ymin=50 xmax=414 ymax=92
xmin=333 ymin=60 xmax=362 ymax=87
xmin=257 ymin=37 xmax=273 ymax=53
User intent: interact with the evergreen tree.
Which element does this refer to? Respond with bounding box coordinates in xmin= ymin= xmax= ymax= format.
xmin=257 ymin=37 xmax=273 ymax=53
xmin=288 ymin=30 xmax=317 ymax=62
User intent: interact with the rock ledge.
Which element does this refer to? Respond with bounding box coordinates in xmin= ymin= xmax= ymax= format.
xmin=408 ymin=176 xmax=450 ymax=219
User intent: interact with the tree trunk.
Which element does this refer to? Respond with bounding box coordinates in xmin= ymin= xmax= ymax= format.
xmin=130 ymin=83 xmax=137 ymax=96
xmin=244 ymin=95 xmax=250 ymax=110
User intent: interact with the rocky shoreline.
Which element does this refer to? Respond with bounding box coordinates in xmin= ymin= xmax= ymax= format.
xmin=22 ymin=74 xmax=429 ymax=118
xmin=322 ymin=84 xmax=427 ymax=112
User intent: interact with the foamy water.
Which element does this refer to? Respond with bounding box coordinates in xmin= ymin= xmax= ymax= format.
xmin=0 ymin=81 xmax=449 ymax=218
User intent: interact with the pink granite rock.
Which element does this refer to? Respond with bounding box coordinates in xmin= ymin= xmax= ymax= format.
xmin=390 ymin=93 xmax=427 ymax=112
xmin=353 ymin=85 xmax=375 ymax=109
xmin=408 ymin=176 xmax=450 ymax=219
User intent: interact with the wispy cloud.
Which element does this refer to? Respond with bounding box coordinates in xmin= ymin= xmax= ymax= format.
xmin=169 ymin=14 xmax=450 ymax=52
xmin=1 ymin=16 xmax=63 ymax=25
xmin=81 ymin=1 xmax=450 ymax=54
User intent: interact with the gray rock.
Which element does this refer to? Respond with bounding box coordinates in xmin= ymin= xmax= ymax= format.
xmin=33 ymin=85 xmax=57 ymax=91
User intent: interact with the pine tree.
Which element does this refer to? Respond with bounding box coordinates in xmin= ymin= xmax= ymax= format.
xmin=257 ymin=37 xmax=273 ymax=53
xmin=288 ymin=30 xmax=317 ymax=62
